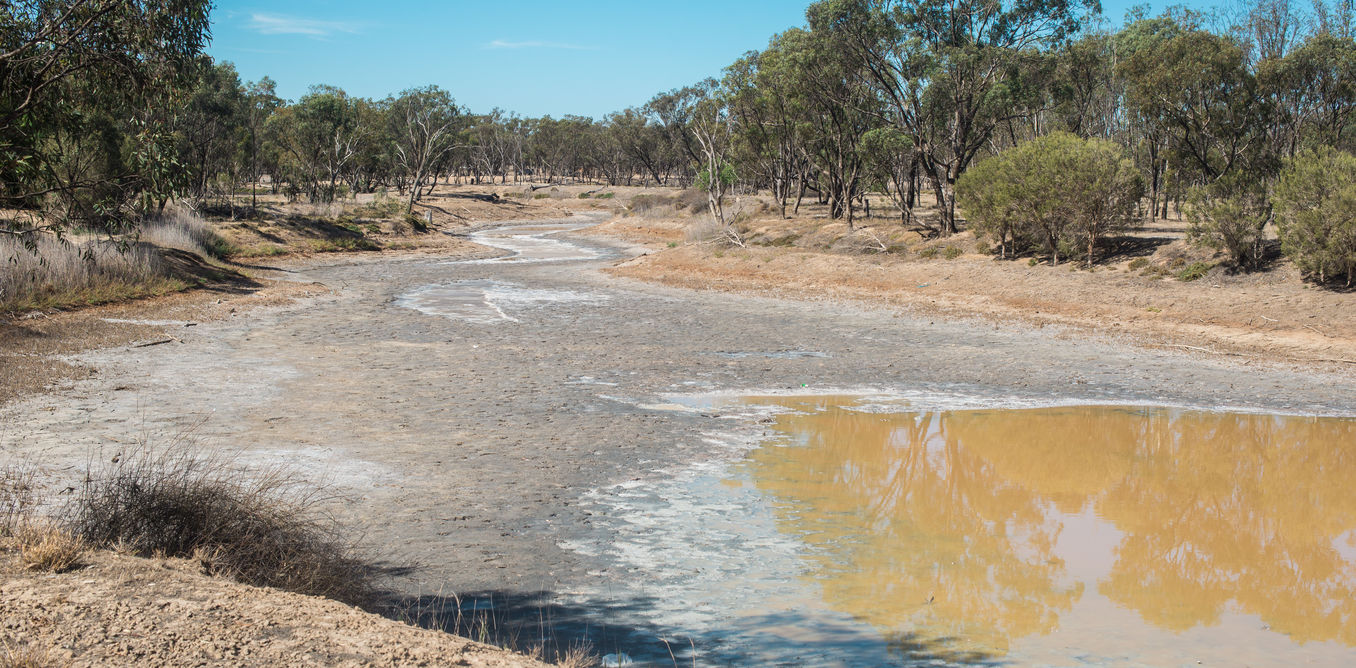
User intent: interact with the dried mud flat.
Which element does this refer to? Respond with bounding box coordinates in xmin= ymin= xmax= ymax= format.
xmin=5 ymin=212 xmax=1356 ymax=663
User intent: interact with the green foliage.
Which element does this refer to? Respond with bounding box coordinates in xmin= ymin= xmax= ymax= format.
xmin=957 ymin=132 xmax=1142 ymax=265
xmin=0 ymin=0 xmax=213 ymax=234
xmin=695 ymin=162 xmax=737 ymax=192
xmin=1273 ymin=148 xmax=1356 ymax=286
xmin=1176 ymin=262 xmax=1214 ymax=282
xmin=944 ymin=246 xmax=963 ymax=260
xmin=1186 ymin=173 xmax=1271 ymax=270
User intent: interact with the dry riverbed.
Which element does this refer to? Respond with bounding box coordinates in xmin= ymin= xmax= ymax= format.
xmin=4 ymin=209 xmax=1355 ymax=665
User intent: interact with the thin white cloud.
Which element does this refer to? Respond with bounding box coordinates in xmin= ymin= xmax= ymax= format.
xmin=248 ymin=13 xmax=359 ymax=37
xmin=485 ymin=39 xmax=597 ymax=51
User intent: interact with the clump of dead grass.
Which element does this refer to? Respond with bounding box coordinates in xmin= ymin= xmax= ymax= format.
xmin=0 ymin=640 xmax=61 ymax=668
xmin=0 ymin=235 xmax=184 ymax=313
xmin=0 ymin=465 xmax=36 ymax=536
xmin=140 ymin=208 xmax=235 ymax=259
xmin=67 ymin=435 xmax=374 ymax=606
xmin=14 ymin=523 xmax=84 ymax=573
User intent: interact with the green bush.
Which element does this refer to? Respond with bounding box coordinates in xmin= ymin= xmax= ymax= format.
xmin=957 ymin=132 xmax=1142 ymax=265
xmin=1186 ymin=173 xmax=1271 ymax=270
xmin=1177 ymin=261 xmax=1213 ymax=282
xmin=1273 ymin=148 xmax=1356 ymax=286
xmin=944 ymin=246 xmax=963 ymax=260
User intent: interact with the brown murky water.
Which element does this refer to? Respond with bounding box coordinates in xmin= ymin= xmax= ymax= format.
xmin=734 ymin=396 xmax=1356 ymax=665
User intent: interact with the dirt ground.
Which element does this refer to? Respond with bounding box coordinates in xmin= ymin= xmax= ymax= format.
xmin=593 ymin=189 xmax=1356 ymax=371
xmin=0 ymin=539 xmax=549 ymax=667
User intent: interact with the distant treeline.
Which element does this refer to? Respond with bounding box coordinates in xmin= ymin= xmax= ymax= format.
xmin=3 ymin=0 xmax=1355 ymax=281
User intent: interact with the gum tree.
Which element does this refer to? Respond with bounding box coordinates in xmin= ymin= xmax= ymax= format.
xmin=808 ymin=0 xmax=1096 ymax=235
xmin=389 ymin=86 xmax=462 ymax=213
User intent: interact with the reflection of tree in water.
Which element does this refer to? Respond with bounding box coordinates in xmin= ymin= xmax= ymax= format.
xmin=743 ymin=398 xmax=1082 ymax=658
xmin=1092 ymin=411 xmax=1356 ymax=645
xmin=742 ymin=399 xmax=1356 ymax=655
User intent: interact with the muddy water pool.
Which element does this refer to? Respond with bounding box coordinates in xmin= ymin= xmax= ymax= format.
xmin=563 ymin=394 xmax=1356 ymax=666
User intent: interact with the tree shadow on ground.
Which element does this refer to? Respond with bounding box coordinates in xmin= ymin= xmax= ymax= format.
xmin=1100 ymin=234 xmax=1177 ymax=262
xmin=386 ymin=588 xmax=1010 ymax=666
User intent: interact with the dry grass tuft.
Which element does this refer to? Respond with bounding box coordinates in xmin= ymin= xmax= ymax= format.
xmin=67 ymin=435 xmax=374 ymax=606
xmin=0 ymin=640 xmax=61 ymax=668
xmin=556 ymin=643 xmax=598 ymax=668
xmin=140 ymin=208 xmax=235 ymax=259
xmin=0 ymin=466 xmax=36 ymax=536
xmin=15 ymin=523 xmax=84 ymax=573
xmin=0 ymin=235 xmax=182 ymax=313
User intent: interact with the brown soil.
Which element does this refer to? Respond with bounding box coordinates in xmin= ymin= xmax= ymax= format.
xmin=595 ymin=196 xmax=1356 ymax=372
xmin=0 ymin=539 xmax=547 ymax=667
xmin=216 ymin=183 xmax=612 ymax=258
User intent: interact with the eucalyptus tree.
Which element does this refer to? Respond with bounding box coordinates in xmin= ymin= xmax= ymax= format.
xmin=1258 ymin=34 xmax=1356 ymax=154
xmin=178 ymin=61 xmax=245 ymax=205
xmin=685 ymin=80 xmax=738 ymax=234
xmin=646 ymin=87 xmax=704 ymax=184
xmin=607 ymin=107 xmax=669 ymax=186
xmin=242 ymin=77 xmax=282 ymax=209
xmin=0 ymin=0 xmax=212 ymax=235
xmin=769 ymin=24 xmax=877 ymax=227
xmin=807 ymin=0 xmax=1094 ymax=235
xmin=389 ymin=86 xmax=462 ymax=212
xmin=271 ymin=86 xmax=369 ymax=202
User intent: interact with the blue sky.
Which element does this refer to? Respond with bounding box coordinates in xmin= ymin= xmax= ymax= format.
xmin=207 ymin=0 xmax=1215 ymax=119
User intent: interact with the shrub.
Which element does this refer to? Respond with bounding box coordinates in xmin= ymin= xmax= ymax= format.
xmin=67 ymin=440 xmax=373 ymax=605
xmin=1177 ymin=261 xmax=1213 ymax=282
xmin=919 ymin=247 xmax=940 ymax=259
xmin=403 ymin=212 xmax=428 ymax=233
xmin=1273 ymin=147 xmax=1356 ymax=286
xmin=957 ymin=132 xmax=1142 ymax=265
xmin=675 ymin=188 xmax=709 ymax=211
xmin=1186 ymin=173 xmax=1271 ymax=270
xmin=1127 ymin=257 xmax=1151 ymax=271
xmin=310 ymin=238 xmax=380 ymax=252
xmin=944 ymin=246 xmax=963 ymax=260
